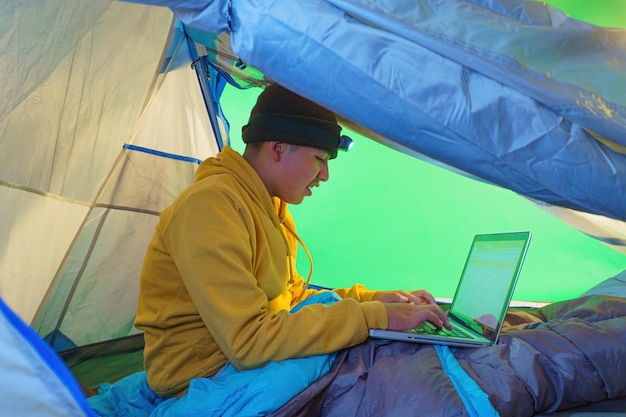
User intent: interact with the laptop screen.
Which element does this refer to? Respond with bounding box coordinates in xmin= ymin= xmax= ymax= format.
xmin=449 ymin=231 xmax=531 ymax=343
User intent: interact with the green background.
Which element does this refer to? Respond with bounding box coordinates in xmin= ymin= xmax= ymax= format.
xmin=220 ymin=0 xmax=626 ymax=303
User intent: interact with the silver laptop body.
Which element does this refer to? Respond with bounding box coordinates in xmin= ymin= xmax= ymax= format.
xmin=369 ymin=231 xmax=532 ymax=348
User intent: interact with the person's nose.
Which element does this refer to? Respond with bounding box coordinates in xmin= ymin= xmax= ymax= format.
xmin=318 ymin=160 xmax=329 ymax=182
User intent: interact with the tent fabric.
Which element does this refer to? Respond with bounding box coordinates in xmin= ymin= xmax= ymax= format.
xmin=328 ymin=0 xmax=626 ymax=144
xmin=1 ymin=1 xmax=177 ymax=324
xmin=0 ymin=1 xmax=225 ymax=350
xmin=0 ymin=297 xmax=96 ymax=417
xmin=125 ymin=0 xmax=626 ymax=250
xmin=32 ymin=146 xmax=204 ymax=350
xmin=134 ymin=0 xmax=626 ymax=217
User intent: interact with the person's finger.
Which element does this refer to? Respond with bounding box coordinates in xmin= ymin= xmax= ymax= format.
xmin=431 ymin=305 xmax=452 ymax=329
xmin=410 ymin=290 xmax=436 ymax=305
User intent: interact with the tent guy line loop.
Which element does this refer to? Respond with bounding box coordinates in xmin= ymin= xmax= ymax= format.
xmin=191 ymin=56 xmax=211 ymax=80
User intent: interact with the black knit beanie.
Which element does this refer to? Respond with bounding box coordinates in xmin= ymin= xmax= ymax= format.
xmin=242 ymin=84 xmax=343 ymax=159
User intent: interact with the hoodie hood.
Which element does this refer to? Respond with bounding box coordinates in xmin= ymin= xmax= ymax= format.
xmin=194 ymin=146 xmax=281 ymax=224
xmin=193 ymin=147 xmax=312 ymax=294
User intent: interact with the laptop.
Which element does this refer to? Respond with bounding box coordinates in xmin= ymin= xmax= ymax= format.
xmin=369 ymin=231 xmax=531 ymax=347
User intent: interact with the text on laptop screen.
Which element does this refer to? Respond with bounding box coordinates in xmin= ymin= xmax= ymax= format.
xmin=450 ymin=237 xmax=527 ymax=338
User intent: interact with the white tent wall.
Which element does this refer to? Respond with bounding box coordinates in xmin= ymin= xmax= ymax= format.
xmin=0 ymin=188 xmax=89 ymax=328
xmin=0 ymin=0 xmax=223 ymax=345
xmin=32 ymin=151 xmax=204 ymax=348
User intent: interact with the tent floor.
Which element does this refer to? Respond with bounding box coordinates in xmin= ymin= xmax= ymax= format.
xmin=60 ymin=334 xmax=144 ymax=392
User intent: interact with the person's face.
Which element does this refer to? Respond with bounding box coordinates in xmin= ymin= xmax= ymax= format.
xmin=274 ymin=144 xmax=331 ymax=204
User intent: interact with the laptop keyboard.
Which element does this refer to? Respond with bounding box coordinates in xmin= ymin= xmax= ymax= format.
xmin=409 ymin=321 xmax=472 ymax=339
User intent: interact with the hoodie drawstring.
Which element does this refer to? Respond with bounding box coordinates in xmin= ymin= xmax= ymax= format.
xmin=281 ymin=221 xmax=314 ymax=304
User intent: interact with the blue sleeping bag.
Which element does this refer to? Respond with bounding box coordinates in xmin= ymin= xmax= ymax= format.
xmin=88 ymin=292 xmax=340 ymax=417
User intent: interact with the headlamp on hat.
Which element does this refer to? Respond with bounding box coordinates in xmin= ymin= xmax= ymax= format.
xmin=338 ymin=135 xmax=354 ymax=152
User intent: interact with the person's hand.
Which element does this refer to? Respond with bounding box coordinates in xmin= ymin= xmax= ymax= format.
xmin=373 ymin=289 xmax=437 ymax=305
xmin=383 ymin=302 xmax=451 ymax=331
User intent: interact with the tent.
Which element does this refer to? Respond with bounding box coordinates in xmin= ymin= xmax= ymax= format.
xmin=0 ymin=0 xmax=625 ymax=414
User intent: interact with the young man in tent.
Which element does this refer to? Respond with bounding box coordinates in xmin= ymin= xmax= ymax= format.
xmin=134 ymin=83 xmax=451 ymax=398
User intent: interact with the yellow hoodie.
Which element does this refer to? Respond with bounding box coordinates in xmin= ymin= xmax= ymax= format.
xmin=135 ymin=147 xmax=388 ymax=398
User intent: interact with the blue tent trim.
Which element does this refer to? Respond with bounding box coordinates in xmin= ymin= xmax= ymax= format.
xmin=123 ymin=144 xmax=203 ymax=164
xmin=184 ymin=25 xmax=228 ymax=151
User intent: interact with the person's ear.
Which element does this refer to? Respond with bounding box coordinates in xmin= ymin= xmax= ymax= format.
xmin=270 ymin=141 xmax=283 ymax=162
